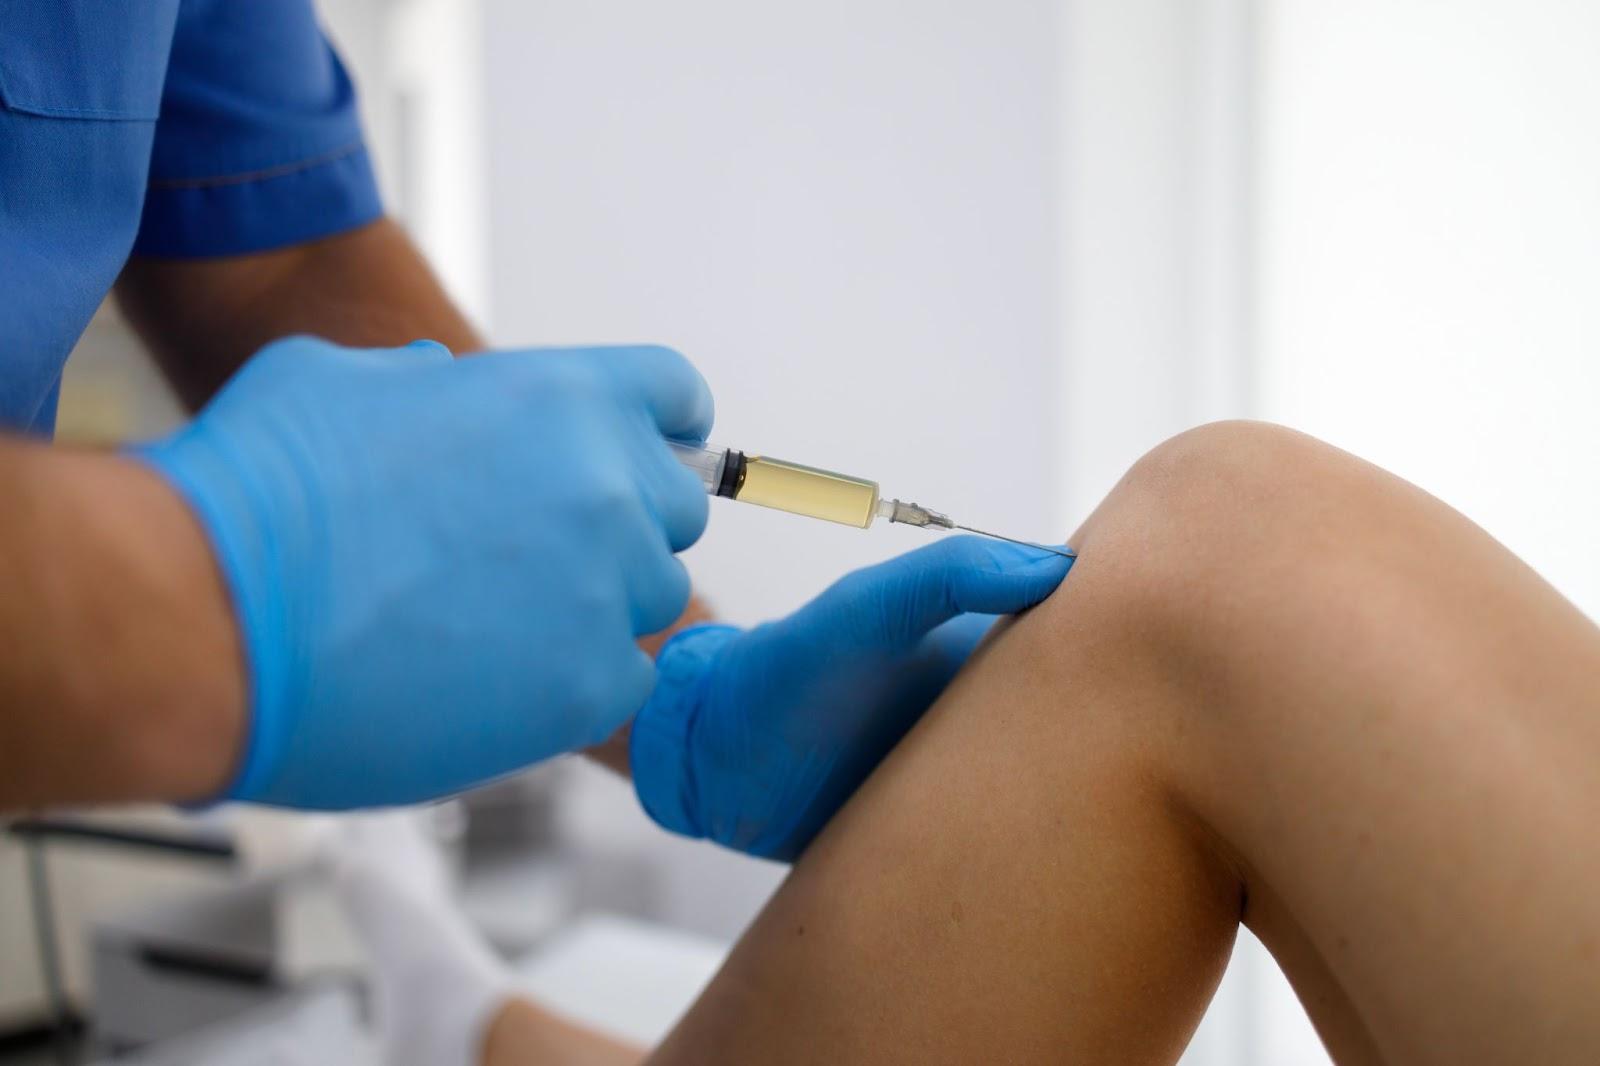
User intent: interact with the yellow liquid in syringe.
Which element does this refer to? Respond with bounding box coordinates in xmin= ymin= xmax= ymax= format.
xmin=733 ymin=455 xmax=881 ymax=528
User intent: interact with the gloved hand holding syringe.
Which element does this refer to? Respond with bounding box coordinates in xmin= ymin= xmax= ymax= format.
xmin=668 ymin=440 xmax=1075 ymax=558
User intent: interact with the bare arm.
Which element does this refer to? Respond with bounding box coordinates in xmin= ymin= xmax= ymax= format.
xmin=0 ymin=441 xmax=244 ymax=809
xmin=116 ymin=218 xmax=483 ymax=407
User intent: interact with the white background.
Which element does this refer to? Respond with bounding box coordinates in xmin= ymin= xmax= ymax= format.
xmin=1258 ymin=0 xmax=1600 ymax=624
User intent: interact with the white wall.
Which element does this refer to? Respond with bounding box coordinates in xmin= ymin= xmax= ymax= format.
xmin=481 ymin=0 xmax=1062 ymax=620
xmin=1258 ymin=0 xmax=1600 ymax=622
xmin=1056 ymin=0 xmax=1260 ymax=527
xmin=476 ymin=0 xmax=1063 ymax=939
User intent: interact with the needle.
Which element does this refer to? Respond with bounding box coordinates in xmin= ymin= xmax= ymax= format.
xmin=954 ymin=525 xmax=1077 ymax=559
xmin=880 ymin=499 xmax=1076 ymax=560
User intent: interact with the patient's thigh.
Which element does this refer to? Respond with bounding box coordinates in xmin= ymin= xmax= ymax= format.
xmin=646 ymin=584 xmax=1243 ymax=1065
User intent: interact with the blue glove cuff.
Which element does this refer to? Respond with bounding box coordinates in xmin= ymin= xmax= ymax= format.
xmin=631 ymin=623 xmax=742 ymax=838
xmin=125 ymin=435 xmax=295 ymax=804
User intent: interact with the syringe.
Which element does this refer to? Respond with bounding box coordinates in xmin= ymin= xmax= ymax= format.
xmin=668 ymin=441 xmax=1074 ymax=558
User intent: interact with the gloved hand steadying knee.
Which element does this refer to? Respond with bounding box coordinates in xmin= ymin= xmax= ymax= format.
xmin=630 ymin=537 xmax=1072 ymax=861
xmin=134 ymin=336 xmax=712 ymax=808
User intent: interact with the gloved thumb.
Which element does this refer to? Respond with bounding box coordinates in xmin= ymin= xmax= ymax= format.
xmin=822 ymin=535 xmax=1072 ymax=651
xmin=400 ymin=338 xmax=454 ymax=361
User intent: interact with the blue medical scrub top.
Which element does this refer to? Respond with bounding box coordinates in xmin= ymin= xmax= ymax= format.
xmin=0 ymin=0 xmax=382 ymax=435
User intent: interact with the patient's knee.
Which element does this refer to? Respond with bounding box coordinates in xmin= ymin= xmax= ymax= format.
xmin=1076 ymin=420 xmax=1326 ymax=551
xmin=1121 ymin=420 xmax=1335 ymax=533
xmin=1063 ymin=421 xmax=1374 ymax=634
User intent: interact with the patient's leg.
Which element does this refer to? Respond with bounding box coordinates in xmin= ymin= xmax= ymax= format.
xmin=638 ymin=422 xmax=1600 ymax=1066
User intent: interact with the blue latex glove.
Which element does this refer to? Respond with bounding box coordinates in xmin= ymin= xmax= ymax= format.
xmin=134 ymin=336 xmax=712 ymax=808
xmin=630 ymin=537 xmax=1072 ymax=860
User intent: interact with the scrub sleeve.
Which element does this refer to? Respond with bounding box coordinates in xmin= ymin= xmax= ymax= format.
xmin=135 ymin=0 xmax=383 ymax=258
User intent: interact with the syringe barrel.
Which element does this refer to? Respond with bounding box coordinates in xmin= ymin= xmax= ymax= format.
xmin=736 ymin=456 xmax=880 ymax=527
xmin=667 ymin=439 xmax=881 ymax=527
xmin=665 ymin=435 xmax=732 ymax=492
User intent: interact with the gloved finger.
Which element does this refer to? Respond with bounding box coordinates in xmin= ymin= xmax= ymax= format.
xmin=571 ymin=643 xmax=659 ymax=753
xmin=314 ymin=338 xmax=451 ymax=372
xmin=921 ymin=612 xmax=1000 ymax=664
xmin=600 ymin=345 xmax=715 ymax=442
xmin=398 ymin=338 xmax=455 ymax=362
xmin=819 ymin=535 xmax=1072 ymax=651
xmin=890 ymin=613 xmax=1001 ymax=697
xmin=630 ymin=553 xmax=695 ymax=637
xmin=600 ymin=483 xmax=694 ymax=635
xmin=636 ymin=437 xmax=712 ymax=553
xmin=596 ymin=647 xmax=661 ymax=747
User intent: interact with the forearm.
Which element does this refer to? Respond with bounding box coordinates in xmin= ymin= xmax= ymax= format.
xmin=116 ymin=218 xmax=484 ymax=409
xmin=0 ymin=440 xmax=244 ymax=810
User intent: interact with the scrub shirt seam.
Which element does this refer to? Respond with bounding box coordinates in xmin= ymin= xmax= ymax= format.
xmin=0 ymin=98 xmax=158 ymax=121
xmin=147 ymin=140 xmax=366 ymax=190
